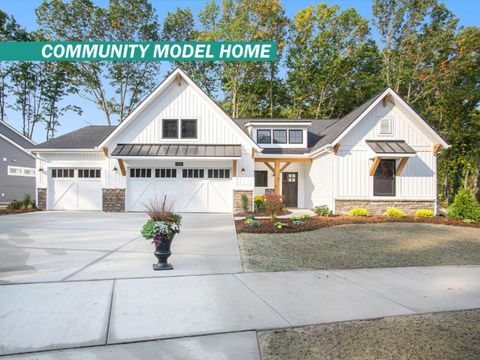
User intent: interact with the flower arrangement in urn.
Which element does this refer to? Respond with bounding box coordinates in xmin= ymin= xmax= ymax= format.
xmin=141 ymin=196 xmax=182 ymax=270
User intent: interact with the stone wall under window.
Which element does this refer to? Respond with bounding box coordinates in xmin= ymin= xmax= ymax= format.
xmin=335 ymin=199 xmax=435 ymax=215
xmin=102 ymin=188 xmax=125 ymax=212
xmin=37 ymin=188 xmax=47 ymax=210
xmin=233 ymin=190 xmax=253 ymax=214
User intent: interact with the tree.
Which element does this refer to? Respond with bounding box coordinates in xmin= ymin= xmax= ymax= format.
xmin=286 ymin=4 xmax=382 ymax=119
xmin=0 ymin=10 xmax=30 ymax=122
xmin=36 ymin=0 xmax=161 ymax=124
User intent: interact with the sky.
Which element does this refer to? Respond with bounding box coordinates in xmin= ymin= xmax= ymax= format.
xmin=1 ymin=0 xmax=479 ymax=143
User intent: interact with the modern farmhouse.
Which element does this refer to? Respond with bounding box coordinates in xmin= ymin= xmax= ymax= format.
xmin=31 ymin=68 xmax=449 ymax=214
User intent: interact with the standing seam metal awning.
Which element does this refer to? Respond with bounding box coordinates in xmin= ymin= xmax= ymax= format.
xmin=366 ymin=140 xmax=416 ymax=154
xmin=111 ymin=144 xmax=242 ymax=157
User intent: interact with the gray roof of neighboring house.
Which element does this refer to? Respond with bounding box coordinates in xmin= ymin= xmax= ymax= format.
xmin=0 ymin=121 xmax=35 ymax=149
xmin=111 ymin=144 xmax=242 ymax=157
xmin=32 ymin=125 xmax=116 ymax=150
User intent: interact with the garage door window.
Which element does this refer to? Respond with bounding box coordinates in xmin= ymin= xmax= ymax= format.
xmin=78 ymin=169 xmax=101 ymax=178
xmin=155 ymin=168 xmax=177 ymax=178
xmin=52 ymin=169 xmax=74 ymax=178
xmin=183 ymin=169 xmax=204 ymax=178
xmin=130 ymin=168 xmax=152 ymax=178
xmin=208 ymin=169 xmax=230 ymax=179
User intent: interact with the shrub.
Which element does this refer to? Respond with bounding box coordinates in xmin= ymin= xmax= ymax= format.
xmin=385 ymin=207 xmax=405 ymax=218
xmin=348 ymin=208 xmax=369 ymax=217
xmin=313 ymin=205 xmax=330 ymax=217
xmin=292 ymin=220 xmax=304 ymax=226
xmin=254 ymin=196 xmax=266 ymax=212
xmin=241 ymin=194 xmax=250 ymax=213
xmin=21 ymin=193 xmax=32 ymax=209
xmin=274 ymin=221 xmax=288 ymax=229
xmin=244 ymin=215 xmax=256 ymax=225
xmin=447 ymin=189 xmax=480 ymax=221
xmin=249 ymin=220 xmax=261 ymax=227
xmin=6 ymin=200 xmax=22 ymax=210
xmin=264 ymin=193 xmax=285 ymax=217
xmin=301 ymin=214 xmax=310 ymax=220
xmin=415 ymin=209 xmax=434 ymax=218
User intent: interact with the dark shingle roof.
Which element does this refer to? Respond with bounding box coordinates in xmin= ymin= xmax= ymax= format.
xmin=111 ymin=144 xmax=242 ymax=157
xmin=32 ymin=126 xmax=116 ymax=150
xmin=0 ymin=122 xmax=35 ymax=149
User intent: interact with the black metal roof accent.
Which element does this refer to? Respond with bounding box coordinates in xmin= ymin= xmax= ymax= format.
xmin=366 ymin=140 xmax=416 ymax=154
xmin=111 ymin=144 xmax=242 ymax=157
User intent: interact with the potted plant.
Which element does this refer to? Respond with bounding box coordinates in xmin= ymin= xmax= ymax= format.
xmin=141 ymin=196 xmax=182 ymax=270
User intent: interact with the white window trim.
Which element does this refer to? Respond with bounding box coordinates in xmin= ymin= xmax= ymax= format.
xmin=7 ymin=165 xmax=35 ymax=177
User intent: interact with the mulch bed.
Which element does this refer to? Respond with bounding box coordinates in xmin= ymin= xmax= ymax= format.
xmin=235 ymin=209 xmax=291 ymax=217
xmin=0 ymin=208 xmax=39 ymax=216
xmin=236 ymin=215 xmax=480 ymax=233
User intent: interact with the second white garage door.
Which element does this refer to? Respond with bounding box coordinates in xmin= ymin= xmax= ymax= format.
xmin=127 ymin=167 xmax=232 ymax=213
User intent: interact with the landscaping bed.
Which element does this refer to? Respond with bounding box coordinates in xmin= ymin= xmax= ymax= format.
xmin=235 ymin=215 xmax=480 ymax=233
xmin=258 ymin=309 xmax=480 ymax=360
xmin=238 ymin=222 xmax=480 ymax=271
xmin=0 ymin=208 xmax=38 ymax=216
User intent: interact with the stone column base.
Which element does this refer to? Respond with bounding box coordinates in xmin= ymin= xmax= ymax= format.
xmin=233 ymin=190 xmax=253 ymax=214
xmin=37 ymin=188 xmax=47 ymax=210
xmin=102 ymin=188 xmax=125 ymax=212
xmin=335 ymin=199 xmax=435 ymax=215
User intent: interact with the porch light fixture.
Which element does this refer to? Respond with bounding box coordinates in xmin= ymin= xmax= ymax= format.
xmin=241 ymin=167 xmax=246 ymax=175
xmin=113 ymin=166 xmax=118 ymax=173
xmin=38 ymin=168 xmax=44 ymax=173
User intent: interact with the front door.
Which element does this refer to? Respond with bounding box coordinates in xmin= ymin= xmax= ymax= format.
xmin=282 ymin=172 xmax=298 ymax=207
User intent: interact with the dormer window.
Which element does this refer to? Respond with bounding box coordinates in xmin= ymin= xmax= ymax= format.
xmin=273 ymin=130 xmax=287 ymax=144
xmin=379 ymin=117 xmax=393 ymax=135
xmin=257 ymin=129 xmax=271 ymax=144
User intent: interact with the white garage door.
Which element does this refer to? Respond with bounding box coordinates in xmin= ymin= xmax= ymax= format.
xmin=127 ymin=167 xmax=232 ymax=213
xmin=49 ymin=168 xmax=102 ymax=210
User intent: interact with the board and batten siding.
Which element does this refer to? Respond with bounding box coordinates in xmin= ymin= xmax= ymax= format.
xmin=335 ymin=100 xmax=437 ymax=200
xmin=304 ymin=152 xmax=333 ymax=210
xmin=108 ymin=80 xmax=255 ymax=189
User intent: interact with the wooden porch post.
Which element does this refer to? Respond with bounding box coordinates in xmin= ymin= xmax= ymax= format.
xmin=274 ymin=161 xmax=280 ymax=195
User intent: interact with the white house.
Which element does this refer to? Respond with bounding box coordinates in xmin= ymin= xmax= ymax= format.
xmin=31 ymin=68 xmax=449 ymax=214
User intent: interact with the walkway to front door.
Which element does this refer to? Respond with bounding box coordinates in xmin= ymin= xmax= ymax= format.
xmin=282 ymin=172 xmax=298 ymax=207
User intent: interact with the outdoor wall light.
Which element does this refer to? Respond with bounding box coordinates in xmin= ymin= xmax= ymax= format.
xmin=241 ymin=167 xmax=246 ymax=175
xmin=38 ymin=168 xmax=44 ymax=173
xmin=113 ymin=166 xmax=118 ymax=173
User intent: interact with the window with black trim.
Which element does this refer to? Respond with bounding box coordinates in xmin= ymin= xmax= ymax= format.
xmin=78 ymin=169 xmax=101 ymax=178
xmin=182 ymin=169 xmax=204 ymax=178
xmin=273 ymin=130 xmax=287 ymax=144
xmin=155 ymin=168 xmax=177 ymax=178
xmin=207 ymin=169 xmax=230 ymax=179
xmin=374 ymin=159 xmax=395 ymax=196
xmin=289 ymin=129 xmax=303 ymax=144
xmin=254 ymin=171 xmax=268 ymax=187
xmin=181 ymin=119 xmax=197 ymax=139
xmin=129 ymin=168 xmax=152 ymax=178
xmin=162 ymin=119 xmax=178 ymax=138
xmin=257 ymin=129 xmax=271 ymax=144
xmin=52 ymin=169 xmax=74 ymax=178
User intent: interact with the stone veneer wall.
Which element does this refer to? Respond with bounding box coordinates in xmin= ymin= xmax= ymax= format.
xmin=102 ymin=188 xmax=125 ymax=212
xmin=37 ymin=188 xmax=47 ymax=210
xmin=335 ymin=199 xmax=435 ymax=215
xmin=233 ymin=190 xmax=253 ymax=214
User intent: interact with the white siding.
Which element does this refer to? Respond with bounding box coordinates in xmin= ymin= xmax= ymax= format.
xmin=305 ymin=152 xmax=333 ymax=210
xmin=335 ymin=101 xmax=437 ymax=200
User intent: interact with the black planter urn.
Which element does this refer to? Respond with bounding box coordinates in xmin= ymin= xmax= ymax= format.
xmin=153 ymin=233 xmax=175 ymax=270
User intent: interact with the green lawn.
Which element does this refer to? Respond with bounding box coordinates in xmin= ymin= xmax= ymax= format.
xmin=239 ymin=223 xmax=480 ymax=272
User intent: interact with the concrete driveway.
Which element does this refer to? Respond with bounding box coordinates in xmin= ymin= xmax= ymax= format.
xmin=0 ymin=211 xmax=242 ymax=284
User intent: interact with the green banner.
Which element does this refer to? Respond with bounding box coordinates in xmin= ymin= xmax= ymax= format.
xmin=0 ymin=41 xmax=277 ymax=61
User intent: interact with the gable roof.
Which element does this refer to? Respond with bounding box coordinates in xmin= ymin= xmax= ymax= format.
xmin=97 ymin=68 xmax=261 ymax=151
xmin=0 ymin=121 xmax=35 ymax=149
xmin=32 ymin=126 xmax=115 ymax=150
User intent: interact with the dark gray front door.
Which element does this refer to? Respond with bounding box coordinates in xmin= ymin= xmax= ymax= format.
xmin=282 ymin=172 xmax=298 ymax=207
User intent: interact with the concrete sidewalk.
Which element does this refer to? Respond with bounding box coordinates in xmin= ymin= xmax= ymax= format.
xmin=1 ymin=265 xmax=479 ymax=357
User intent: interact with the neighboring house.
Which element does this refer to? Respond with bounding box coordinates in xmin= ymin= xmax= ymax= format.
xmin=31 ymin=68 xmax=449 ymax=214
xmin=0 ymin=121 xmax=36 ymax=204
